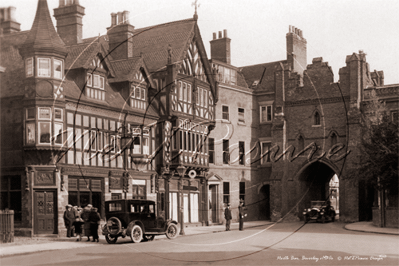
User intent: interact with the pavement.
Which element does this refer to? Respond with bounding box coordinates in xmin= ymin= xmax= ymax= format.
xmin=0 ymin=221 xmax=397 ymax=257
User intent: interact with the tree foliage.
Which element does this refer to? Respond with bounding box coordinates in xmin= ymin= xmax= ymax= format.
xmin=356 ymin=96 xmax=399 ymax=191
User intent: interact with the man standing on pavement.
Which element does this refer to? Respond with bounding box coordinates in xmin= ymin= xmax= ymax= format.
xmin=63 ymin=204 xmax=75 ymax=237
xmin=238 ymin=200 xmax=246 ymax=231
xmin=224 ymin=203 xmax=232 ymax=231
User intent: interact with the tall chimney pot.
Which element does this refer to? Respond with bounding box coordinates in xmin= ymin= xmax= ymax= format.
xmin=213 ymin=32 xmax=216 ymax=40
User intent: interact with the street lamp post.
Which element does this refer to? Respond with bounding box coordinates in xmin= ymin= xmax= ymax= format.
xmin=176 ymin=165 xmax=186 ymax=235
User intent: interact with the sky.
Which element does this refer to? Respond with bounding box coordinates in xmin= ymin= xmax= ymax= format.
xmin=2 ymin=0 xmax=398 ymax=85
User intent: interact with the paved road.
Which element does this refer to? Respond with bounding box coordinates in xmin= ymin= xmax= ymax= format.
xmin=1 ymin=222 xmax=398 ymax=265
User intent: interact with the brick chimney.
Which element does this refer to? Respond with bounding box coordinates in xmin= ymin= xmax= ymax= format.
xmin=107 ymin=11 xmax=134 ymax=60
xmin=286 ymin=25 xmax=307 ymax=75
xmin=0 ymin=7 xmax=21 ymax=34
xmin=210 ymin=29 xmax=231 ymax=64
xmin=53 ymin=0 xmax=85 ymax=45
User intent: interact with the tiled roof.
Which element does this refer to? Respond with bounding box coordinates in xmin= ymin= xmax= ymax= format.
xmin=20 ymin=0 xmax=66 ymax=56
xmin=0 ymin=31 xmax=28 ymax=98
xmin=240 ymin=60 xmax=288 ymax=92
xmin=131 ymin=18 xmax=196 ymax=72
xmin=110 ymin=57 xmax=142 ymax=81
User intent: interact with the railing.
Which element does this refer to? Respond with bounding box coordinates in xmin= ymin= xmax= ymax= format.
xmin=0 ymin=209 xmax=14 ymax=243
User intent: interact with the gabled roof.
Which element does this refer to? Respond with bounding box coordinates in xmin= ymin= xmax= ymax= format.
xmin=19 ymin=0 xmax=66 ymax=57
xmin=65 ymin=37 xmax=115 ymax=77
xmin=131 ymin=18 xmax=196 ymax=73
xmin=240 ymin=60 xmax=288 ymax=92
xmin=110 ymin=56 xmax=156 ymax=88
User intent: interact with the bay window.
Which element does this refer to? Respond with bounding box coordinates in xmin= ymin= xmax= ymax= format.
xmin=25 ymin=58 xmax=33 ymax=77
xmin=38 ymin=58 xmax=51 ymax=77
xmin=54 ymin=59 xmax=63 ymax=79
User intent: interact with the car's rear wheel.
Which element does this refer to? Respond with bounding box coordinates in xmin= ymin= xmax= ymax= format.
xmin=105 ymin=234 xmax=118 ymax=244
xmin=130 ymin=225 xmax=143 ymax=243
xmin=321 ymin=216 xmax=325 ymax=223
xmin=143 ymin=234 xmax=155 ymax=241
xmin=107 ymin=217 xmax=122 ymax=235
xmin=165 ymin=223 xmax=178 ymax=239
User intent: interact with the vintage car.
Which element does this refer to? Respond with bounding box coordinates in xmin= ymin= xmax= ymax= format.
xmin=303 ymin=200 xmax=336 ymax=223
xmin=102 ymin=199 xmax=179 ymax=244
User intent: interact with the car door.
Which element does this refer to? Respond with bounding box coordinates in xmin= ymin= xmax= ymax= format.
xmin=140 ymin=203 xmax=156 ymax=231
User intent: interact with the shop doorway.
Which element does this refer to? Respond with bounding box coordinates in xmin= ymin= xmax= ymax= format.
xmin=34 ymin=190 xmax=56 ymax=234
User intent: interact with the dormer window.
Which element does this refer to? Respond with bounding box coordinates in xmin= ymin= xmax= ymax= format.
xmin=54 ymin=59 xmax=63 ymax=79
xmin=86 ymin=73 xmax=105 ymax=101
xmin=87 ymin=73 xmax=92 ymax=86
xmin=38 ymin=58 xmax=51 ymax=77
xmin=25 ymin=58 xmax=33 ymax=77
xmin=130 ymin=84 xmax=146 ymax=110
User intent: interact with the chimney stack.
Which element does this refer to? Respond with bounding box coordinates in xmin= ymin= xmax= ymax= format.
xmin=107 ymin=10 xmax=135 ymax=59
xmin=54 ymin=0 xmax=85 ymax=45
xmin=0 ymin=7 xmax=21 ymax=34
xmin=210 ymin=29 xmax=231 ymax=65
xmin=286 ymin=25 xmax=307 ymax=75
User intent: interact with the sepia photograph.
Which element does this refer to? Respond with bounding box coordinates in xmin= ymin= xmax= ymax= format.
xmin=0 ymin=0 xmax=398 ymax=265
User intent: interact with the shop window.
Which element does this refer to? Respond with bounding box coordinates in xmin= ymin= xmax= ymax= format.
xmin=223 ymin=182 xmax=230 ymax=204
xmin=68 ymin=177 xmax=102 ymax=210
xmin=27 ymin=108 xmax=35 ymax=120
xmin=38 ymin=107 xmax=51 ymax=120
xmin=239 ymin=141 xmax=245 ymax=165
xmin=1 ymin=175 xmax=22 ymax=222
xmin=260 ymin=105 xmax=272 ymax=122
xmin=222 ymin=105 xmax=229 ymax=120
xmin=54 ymin=59 xmax=63 ymax=79
xmin=239 ymin=181 xmax=245 ymax=203
xmin=37 ymin=58 xmax=51 ymax=77
xmin=26 ymin=58 xmax=33 ymax=77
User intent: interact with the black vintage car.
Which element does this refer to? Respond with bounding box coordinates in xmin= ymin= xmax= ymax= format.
xmin=303 ymin=200 xmax=336 ymax=223
xmin=102 ymin=199 xmax=179 ymax=244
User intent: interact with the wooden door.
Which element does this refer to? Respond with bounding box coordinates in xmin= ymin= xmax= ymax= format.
xmin=34 ymin=191 xmax=56 ymax=234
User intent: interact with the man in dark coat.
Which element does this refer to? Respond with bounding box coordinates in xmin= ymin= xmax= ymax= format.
xmin=63 ymin=204 xmax=75 ymax=237
xmin=238 ymin=200 xmax=246 ymax=231
xmin=224 ymin=203 xmax=232 ymax=231
xmin=88 ymin=207 xmax=101 ymax=242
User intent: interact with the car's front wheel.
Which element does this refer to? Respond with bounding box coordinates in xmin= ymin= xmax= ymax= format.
xmin=105 ymin=234 xmax=118 ymax=244
xmin=130 ymin=225 xmax=143 ymax=243
xmin=165 ymin=223 xmax=178 ymax=239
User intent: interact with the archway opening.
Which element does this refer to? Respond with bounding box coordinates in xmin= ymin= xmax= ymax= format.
xmin=298 ymin=161 xmax=339 ymax=220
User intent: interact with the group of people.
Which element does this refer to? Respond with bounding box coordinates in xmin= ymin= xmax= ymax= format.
xmin=63 ymin=204 xmax=101 ymax=242
xmin=224 ymin=200 xmax=247 ymax=231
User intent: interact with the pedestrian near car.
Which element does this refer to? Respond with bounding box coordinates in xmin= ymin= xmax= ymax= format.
xmin=238 ymin=200 xmax=246 ymax=231
xmin=89 ymin=207 xmax=101 ymax=242
xmin=224 ymin=203 xmax=232 ymax=231
xmin=74 ymin=207 xmax=84 ymax=241
xmin=63 ymin=204 xmax=75 ymax=237
xmin=81 ymin=204 xmax=92 ymax=241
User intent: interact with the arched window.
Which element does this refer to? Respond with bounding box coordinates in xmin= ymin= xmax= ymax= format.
xmin=314 ymin=111 xmax=321 ymax=125
xmin=298 ymin=135 xmax=304 ymax=151
xmin=331 ymin=133 xmax=337 ymax=147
